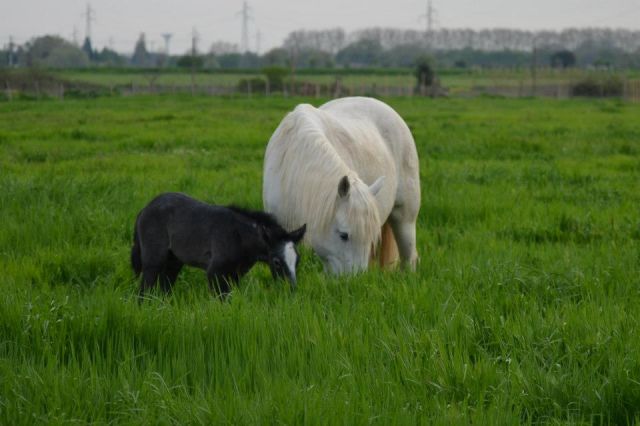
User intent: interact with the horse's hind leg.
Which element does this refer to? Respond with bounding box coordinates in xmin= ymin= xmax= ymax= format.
xmin=388 ymin=208 xmax=419 ymax=270
xmin=159 ymin=252 xmax=183 ymax=293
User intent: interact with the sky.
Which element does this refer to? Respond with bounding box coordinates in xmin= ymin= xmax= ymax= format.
xmin=1 ymin=0 xmax=639 ymax=54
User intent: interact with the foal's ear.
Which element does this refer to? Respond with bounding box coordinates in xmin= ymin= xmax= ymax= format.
xmin=338 ymin=175 xmax=350 ymax=198
xmin=289 ymin=224 xmax=307 ymax=244
xmin=369 ymin=176 xmax=385 ymax=197
xmin=260 ymin=225 xmax=274 ymax=245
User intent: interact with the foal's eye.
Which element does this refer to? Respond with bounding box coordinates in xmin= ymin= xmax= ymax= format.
xmin=339 ymin=232 xmax=349 ymax=242
xmin=273 ymin=258 xmax=282 ymax=267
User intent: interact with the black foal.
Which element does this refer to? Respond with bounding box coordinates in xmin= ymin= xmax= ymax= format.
xmin=131 ymin=192 xmax=306 ymax=300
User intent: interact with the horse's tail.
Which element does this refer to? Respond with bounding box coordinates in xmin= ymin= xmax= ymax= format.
xmin=131 ymin=222 xmax=142 ymax=276
xmin=378 ymin=221 xmax=399 ymax=269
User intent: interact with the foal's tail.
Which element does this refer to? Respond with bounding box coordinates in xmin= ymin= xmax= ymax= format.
xmin=131 ymin=223 xmax=142 ymax=276
xmin=371 ymin=221 xmax=399 ymax=269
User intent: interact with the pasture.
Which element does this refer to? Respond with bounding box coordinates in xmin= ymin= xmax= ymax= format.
xmin=0 ymin=95 xmax=639 ymax=423
xmin=52 ymin=68 xmax=640 ymax=97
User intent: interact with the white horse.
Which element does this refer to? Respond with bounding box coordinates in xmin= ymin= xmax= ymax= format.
xmin=263 ymin=97 xmax=420 ymax=275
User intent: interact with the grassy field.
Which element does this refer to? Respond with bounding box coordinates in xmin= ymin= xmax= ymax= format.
xmin=53 ymin=68 xmax=640 ymax=94
xmin=1 ymin=95 xmax=639 ymax=424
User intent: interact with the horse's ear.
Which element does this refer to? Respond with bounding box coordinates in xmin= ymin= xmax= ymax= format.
xmin=369 ymin=176 xmax=385 ymax=196
xmin=338 ymin=176 xmax=350 ymax=198
xmin=289 ymin=224 xmax=306 ymax=244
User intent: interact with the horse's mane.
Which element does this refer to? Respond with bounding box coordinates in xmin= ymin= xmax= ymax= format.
xmin=268 ymin=105 xmax=382 ymax=247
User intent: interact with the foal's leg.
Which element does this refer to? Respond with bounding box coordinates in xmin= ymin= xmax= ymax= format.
xmin=207 ymin=274 xmax=232 ymax=300
xmin=159 ymin=252 xmax=183 ymax=293
xmin=388 ymin=208 xmax=419 ymax=270
xmin=206 ymin=262 xmax=238 ymax=300
xmin=140 ymin=264 xmax=163 ymax=299
xmin=139 ymin=244 xmax=170 ymax=300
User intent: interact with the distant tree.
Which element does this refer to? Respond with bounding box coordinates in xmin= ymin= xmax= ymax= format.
xmin=380 ymin=43 xmax=426 ymax=67
xmin=176 ymin=54 xmax=203 ymax=69
xmin=239 ymin=52 xmax=261 ymax=68
xmin=23 ymin=35 xmax=89 ymax=68
xmin=217 ymin=53 xmax=242 ymax=68
xmin=131 ymin=33 xmax=151 ymax=67
xmin=201 ymin=54 xmax=220 ymax=69
xmin=335 ymin=39 xmax=383 ymax=67
xmin=262 ymin=48 xmax=289 ymax=67
xmin=82 ymin=37 xmax=95 ymax=61
xmin=283 ymin=28 xmax=346 ymax=54
xmin=262 ymin=66 xmax=288 ymax=91
xmin=293 ymin=48 xmax=333 ymax=69
xmin=209 ymin=41 xmax=238 ymax=55
xmin=414 ymin=55 xmax=435 ymax=89
xmin=94 ymin=47 xmax=126 ymax=66
xmin=550 ymin=50 xmax=576 ymax=68
xmin=454 ymin=59 xmax=467 ymax=68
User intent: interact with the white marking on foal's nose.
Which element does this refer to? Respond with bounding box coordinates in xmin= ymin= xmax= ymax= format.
xmin=283 ymin=242 xmax=297 ymax=276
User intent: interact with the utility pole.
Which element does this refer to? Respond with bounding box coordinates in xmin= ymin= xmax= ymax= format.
xmin=191 ymin=27 xmax=199 ymax=95
xmin=8 ymin=36 xmax=14 ymax=67
xmin=420 ymin=0 xmax=436 ymax=49
xmin=83 ymin=3 xmax=95 ymax=43
xmin=161 ymin=33 xmax=172 ymax=56
xmin=237 ymin=1 xmax=251 ymax=52
xmin=531 ymin=41 xmax=538 ymax=96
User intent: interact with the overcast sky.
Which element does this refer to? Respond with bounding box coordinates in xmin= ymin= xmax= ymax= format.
xmin=1 ymin=0 xmax=639 ymax=54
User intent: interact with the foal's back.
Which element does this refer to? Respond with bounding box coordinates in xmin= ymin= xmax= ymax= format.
xmin=136 ymin=193 xmax=244 ymax=267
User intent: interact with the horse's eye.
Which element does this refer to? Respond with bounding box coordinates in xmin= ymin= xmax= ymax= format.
xmin=339 ymin=232 xmax=349 ymax=242
xmin=273 ymin=258 xmax=282 ymax=267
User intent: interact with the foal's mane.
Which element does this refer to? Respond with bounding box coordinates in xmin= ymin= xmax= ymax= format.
xmin=226 ymin=205 xmax=286 ymax=234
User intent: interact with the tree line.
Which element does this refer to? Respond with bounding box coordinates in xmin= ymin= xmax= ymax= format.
xmin=2 ymin=27 xmax=640 ymax=70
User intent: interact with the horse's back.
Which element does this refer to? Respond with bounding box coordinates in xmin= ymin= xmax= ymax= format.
xmin=321 ymin=97 xmax=420 ymax=206
xmin=320 ymin=97 xmax=416 ymax=158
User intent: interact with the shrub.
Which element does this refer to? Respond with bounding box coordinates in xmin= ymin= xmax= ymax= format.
xmin=261 ymin=66 xmax=289 ymax=91
xmin=237 ymin=77 xmax=267 ymax=93
xmin=414 ymin=55 xmax=436 ymax=93
xmin=571 ymin=76 xmax=623 ymax=97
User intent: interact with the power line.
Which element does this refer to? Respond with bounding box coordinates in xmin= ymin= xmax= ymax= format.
xmin=419 ymin=0 xmax=438 ymax=48
xmin=419 ymin=0 xmax=436 ymax=33
xmin=82 ymin=3 xmax=96 ymax=42
xmin=8 ymin=36 xmax=15 ymax=67
xmin=237 ymin=1 xmax=251 ymax=52
xmin=191 ymin=27 xmax=199 ymax=55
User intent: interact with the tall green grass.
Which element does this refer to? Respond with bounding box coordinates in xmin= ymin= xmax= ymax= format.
xmin=0 ymin=95 xmax=639 ymax=423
